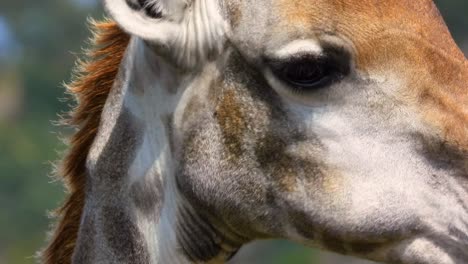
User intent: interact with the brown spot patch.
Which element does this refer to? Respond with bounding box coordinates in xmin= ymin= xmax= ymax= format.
xmin=414 ymin=133 xmax=468 ymax=178
xmin=102 ymin=205 xmax=150 ymax=263
xmin=255 ymin=134 xmax=297 ymax=192
xmin=130 ymin=171 xmax=163 ymax=218
xmin=93 ymin=109 xmax=143 ymax=186
xmin=215 ymin=88 xmax=247 ymax=161
xmin=255 ymin=132 xmax=323 ymax=193
xmin=225 ymin=0 xmax=243 ymax=28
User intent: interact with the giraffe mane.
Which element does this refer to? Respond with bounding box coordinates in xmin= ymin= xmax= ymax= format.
xmin=41 ymin=19 xmax=130 ymax=264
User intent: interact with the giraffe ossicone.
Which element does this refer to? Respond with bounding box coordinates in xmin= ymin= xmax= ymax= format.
xmin=43 ymin=0 xmax=468 ymax=263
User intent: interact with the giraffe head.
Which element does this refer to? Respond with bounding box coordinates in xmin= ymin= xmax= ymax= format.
xmin=105 ymin=0 xmax=468 ymax=262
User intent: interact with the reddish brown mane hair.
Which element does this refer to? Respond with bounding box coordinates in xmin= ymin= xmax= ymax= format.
xmin=42 ymin=19 xmax=130 ymax=264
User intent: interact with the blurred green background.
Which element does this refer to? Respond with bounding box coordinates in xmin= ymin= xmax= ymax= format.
xmin=0 ymin=1 xmax=466 ymax=263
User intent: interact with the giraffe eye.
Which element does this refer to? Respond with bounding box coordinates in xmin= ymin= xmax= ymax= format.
xmin=266 ymin=48 xmax=351 ymax=92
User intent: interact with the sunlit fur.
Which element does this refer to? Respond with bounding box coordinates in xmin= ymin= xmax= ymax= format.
xmin=42 ymin=20 xmax=129 ymax=264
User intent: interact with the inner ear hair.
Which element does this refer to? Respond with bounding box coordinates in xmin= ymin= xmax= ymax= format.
xmin=106 ymin=0 xmax=227 ymax=68
xmin=125 ymin=0 xmax=163 ymax=18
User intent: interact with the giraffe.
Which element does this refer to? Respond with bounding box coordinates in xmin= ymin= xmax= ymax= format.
xmin=42 ymin=0 xmax=468 ymax=263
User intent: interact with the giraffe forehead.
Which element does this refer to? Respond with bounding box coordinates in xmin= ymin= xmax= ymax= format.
xmin=230 ymin=0 xmax=452 ymax=54
xmin=272 ymin=0 xmax=430 ymax=28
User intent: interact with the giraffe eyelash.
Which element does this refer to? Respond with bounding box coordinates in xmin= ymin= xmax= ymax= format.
xmin=265 ymin=47 xmax=351 ymax=93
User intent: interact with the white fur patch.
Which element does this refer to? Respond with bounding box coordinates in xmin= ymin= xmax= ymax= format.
xmin=281 ymin=71 xmax=468 ymax=259
xmin=105 ymin=0 xmax=228 ymax=68
xmin=104 ymin=0 xmax=179 ymax=43
xmin=273 ymin=39 xmax=323 ymax=59
xmin=125 ymin=39 xmax=176 ymax=184
xmin=123 ymin=37 xmax=197 ymax=264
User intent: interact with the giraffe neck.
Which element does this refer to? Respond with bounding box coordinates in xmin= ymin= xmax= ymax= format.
xmin=75 ymin=37 xmax=236 ymax=264
xmin=122 ymin=37 xmax=188 ymax=264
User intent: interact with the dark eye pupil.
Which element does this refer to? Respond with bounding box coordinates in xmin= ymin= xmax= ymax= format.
xmin=284 ymin=62 xmax=327 ymax=87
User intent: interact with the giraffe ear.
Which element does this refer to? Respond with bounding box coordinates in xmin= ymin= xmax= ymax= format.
xmin=104 ymin=0 xmax=227 ymax=67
